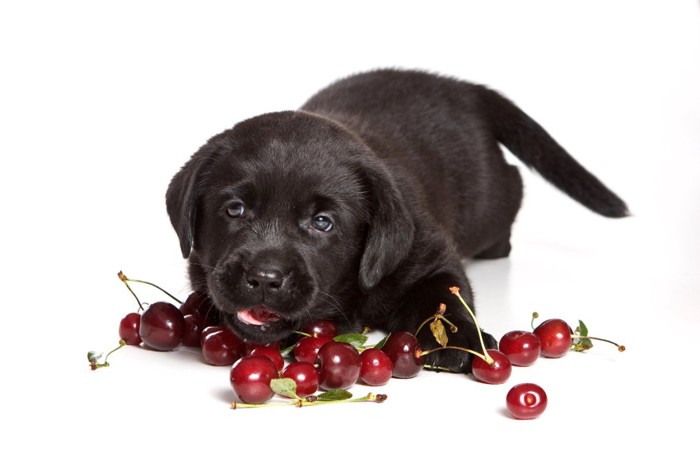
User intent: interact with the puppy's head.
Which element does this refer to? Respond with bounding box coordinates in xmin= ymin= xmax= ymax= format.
xmin=166 ymin=111 xmax=414 ymax=343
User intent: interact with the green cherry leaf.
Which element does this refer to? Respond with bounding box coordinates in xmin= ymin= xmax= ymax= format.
xmin=317 ymin=389 xmax=353 ymax=401
xmin=270 ymin=378 xmax=300 ymax=399
xmin=572 ymin=320 xmax=593 ymax=352
xmin=333 ymin=333 xmax=368 ymax=348
xmin=373 ymin=334 xmax=389 ymax=349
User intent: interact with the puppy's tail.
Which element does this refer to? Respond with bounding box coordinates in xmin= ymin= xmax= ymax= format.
xmin=481 ymin=87 xmax=629 ymax=218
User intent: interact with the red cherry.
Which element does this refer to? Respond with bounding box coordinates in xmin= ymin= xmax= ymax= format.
xmin=301 ymin=319 xmax=338 ymax=338
xmin=139 ymin=302 xmax=185 ymax=351
xmin=499 ymin=330 xmax=541 ymax=366
xmin=506 ymin=383 xmax=548 ymax=419
xmin=533 ymin=319 xmax=573 ymax=358
xmin=230 ymin=356 xmax=278 ymax=404
xmin=281 ymin=362 xmax=319 ymax=397
xmin=179 ymin=291 xmax=220 ymax=327
xmin=201 ymin=327 xmax=246 ymax=366
xmin=359 ymin=348 xmax=393 ymax=386
xmin=181 ymin=314 xmax=204 ymax=347
xmin=119 ymin=312 xmax=142 ymax=346
xmin=244 ymin=340 xmax=281 ymax=356
xmin=317 ymin=341 xmax=362 ymax=390
xmin=381 ymin=331 xmax=425 ymax=379
xmin=200 ymin=325 xmax=224 ymax=346
xmin=471 ymin=349 xmax=512 ymax=384
xmin=249 ymin=346 xmax=285 ymax=372
xmin=293 ymin=336 xmax=333 ymax=364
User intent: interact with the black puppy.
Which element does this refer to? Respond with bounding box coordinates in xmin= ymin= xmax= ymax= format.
xmin=166 ymin=69 xmax=628 ymax=372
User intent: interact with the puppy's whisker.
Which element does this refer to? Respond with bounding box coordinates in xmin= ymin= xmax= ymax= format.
xmin=316 ymin=291 xmax=351 ymax=326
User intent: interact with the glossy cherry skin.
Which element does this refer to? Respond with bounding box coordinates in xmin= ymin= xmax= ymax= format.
xmin=245 ymin=340 xmax=281 ymax=355
xmin=230 ymin=356 xmax=278 ymax=404
xmin=499 ymin=330 xmax=541 ymax=366
xmin=381 ymin=332 xmax=425 ymax=379
xmin=281 ymin=362 xmax=319 ymax=397
xmin=471 ymin=349 xmax=512 ymax=384
xmin=293 ymin=336 xmax=333 ymax=364
xmin=359 ymin=348 xmax=393 ymax=386
xmin=139 ymin=302 xmax=185 ymax=351
xmin=181 ymin=313 xmax=204 ymax=347
xmin=119 ymin=312 xmax=142 ymax=346
xmin=317 ymin=341 xmax=362 ymax=390
xmin=249 ymin=346 xmax=285 ymax=372
xmin=506 ymin=383 xmax=548 ymax=419
xmin=201 ymin=327 xmax=246 ymax=366
xmin=533 ymin=319 xmax=573 ymax=358
xmin=179 ymin=291 xmax=220 ymax=327
xmin=301 ymin=319 xmax=338 ymax=338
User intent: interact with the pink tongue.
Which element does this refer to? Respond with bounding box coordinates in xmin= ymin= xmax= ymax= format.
xmin=237 ymin=307 xmax=281 ymax=326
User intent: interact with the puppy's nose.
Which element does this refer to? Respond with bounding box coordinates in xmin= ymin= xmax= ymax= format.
xmin=246 ymin=266 xmax=284 ymax=291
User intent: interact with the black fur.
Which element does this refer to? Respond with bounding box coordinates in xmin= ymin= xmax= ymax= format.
xmin=166 ymin=69 xmax=628 ymax=373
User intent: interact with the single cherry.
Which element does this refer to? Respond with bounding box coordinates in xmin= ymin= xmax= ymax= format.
xmin=301 ymin=319 xmax=338 ymax=338
xmin=506 ymin=383 xmax=548 ymax=419
xmin=359 ymin=348 xmax=393 ymax=386
xmin=182 ymin=313 xmax=204 ymax=347
xmin=245 ymin=340 xmax=281 ymax=356
xmin=230 ymin=356 xmax=278 ymax=404
xmin=249 ymin=346 xmax=285 ymax=372
xmin=139 ymin=302 xmax=185 ymax=351
xmin=293 ymin=335 xmax=333 ymax=364
xmin=119 ymin=312 xmax=142 ymax=346
xmin=471 ymin=349 xmax=512 ymax=384
xmin=179 ymin=290 xmax=220 ymax=327
xmin=201 ymin=327 xmax=246 ymax=366
xmin=381 ymin=331 xmax=425 ymax=379
xmin=499 ymin=330 xmax=541 ymax=366
xmin=533 ymin=319 xmax=573 ymax=358
xmin=317 ymin=341 xmax=362 ymax=390
xmin=281 ymin=361 xmax=320 ymax=397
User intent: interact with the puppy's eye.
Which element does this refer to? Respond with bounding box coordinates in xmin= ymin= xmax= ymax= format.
xmin=312 ymin=215 xmax=333 ymax=232
xmin=226 ymin=201 xmax=246 ymax=218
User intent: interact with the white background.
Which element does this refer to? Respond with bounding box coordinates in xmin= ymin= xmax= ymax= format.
xmin=1 ymin=1 xmax=698 ymax=465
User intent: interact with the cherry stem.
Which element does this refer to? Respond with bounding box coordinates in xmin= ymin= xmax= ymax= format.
xmin=414 ymin=304 xmax=459 ymax=336
xmin=230 ymin=393 xmax=387 ymax=409
xmin=419 ymin=345 xmax=492 ymax=365
xmin=530 ymin=312 xmax=539 ymax=330
xmin=118 ymin=271 xmax=183 ymax=306
xmin=572 ymin=334 xmax=626 ymax=351
xmin=90 ymin=339 xmax=126 ymax=370
xmin=449 ymin=287 xmax=493 ymax=364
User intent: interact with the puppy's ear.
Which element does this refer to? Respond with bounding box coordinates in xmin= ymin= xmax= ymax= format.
xmin=166 ymin=152 xmax=210 ymax=259
xmin=358 ymin=163 xmax=415 ymax=290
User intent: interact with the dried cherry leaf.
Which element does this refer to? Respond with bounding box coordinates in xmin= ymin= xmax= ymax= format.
xmin=270 ymin=378 xmax=300 ymax=399
xmin=317 ymin=389 xmax=353 ymax=401
xmin=430 ymin=319 xmax=448 ymax=347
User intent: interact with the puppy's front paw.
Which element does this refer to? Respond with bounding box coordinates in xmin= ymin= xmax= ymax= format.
xmin=417 ymin=328 xmax=498 ymax=374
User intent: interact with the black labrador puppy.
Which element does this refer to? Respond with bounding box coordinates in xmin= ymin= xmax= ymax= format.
xmin=166 ymin=69 xmax=628 ymax=373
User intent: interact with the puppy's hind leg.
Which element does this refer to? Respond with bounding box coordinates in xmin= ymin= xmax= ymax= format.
xmin=474 ymin=232 xmax=512 ymax=259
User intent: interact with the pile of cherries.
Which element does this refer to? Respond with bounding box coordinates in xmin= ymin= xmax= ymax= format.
xmin=91 ymin=273 xmax=624 ymax=418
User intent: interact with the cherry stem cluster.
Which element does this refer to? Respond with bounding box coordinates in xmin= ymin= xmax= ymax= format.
xmin=414 ymin=303 xmax=459 ymax=336
xmin=449 ymin=287 xmax=494 ymax=365
xmin=231 ymin=393 xmax=387 ymax=410
xmin=118 ymin=270 xmax=183 ymax=310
